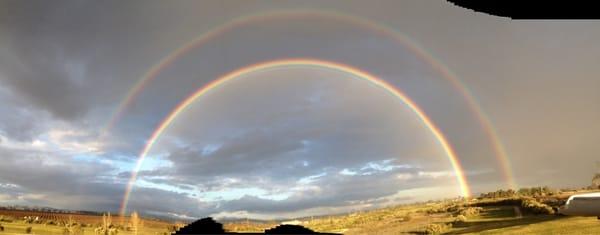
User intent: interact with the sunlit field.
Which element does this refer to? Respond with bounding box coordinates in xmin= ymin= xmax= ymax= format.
xmin=3 ymin=187 xmax=596 ymax=234
xmin=0 ymin=212 xmax=175 ymax=235
xmin=222 ymin=188 xmax=600 ymax=234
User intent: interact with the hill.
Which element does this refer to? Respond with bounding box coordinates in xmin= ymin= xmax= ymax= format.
xmin=1 ymin=187 xmax=600 ymax=234
xmin=222 ymin=187 xmax=600 ymax=234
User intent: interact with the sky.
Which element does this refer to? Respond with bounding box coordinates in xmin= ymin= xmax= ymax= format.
xmin=1 ymin=0 xmax=600 ymax=220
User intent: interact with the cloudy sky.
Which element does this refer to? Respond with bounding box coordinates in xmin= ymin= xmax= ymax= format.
xmin=1 ymin=0 xmax=600 ymax=220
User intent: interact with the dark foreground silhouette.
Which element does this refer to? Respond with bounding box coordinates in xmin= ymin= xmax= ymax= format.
xmin=173 ymin=217 xmax=340 ymax=235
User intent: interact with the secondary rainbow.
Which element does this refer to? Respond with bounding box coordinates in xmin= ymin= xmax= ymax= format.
xmin=119 ymin=58 xmax=472 ymax=215
xmin=104 ymin=10 xmax=515 ymax=190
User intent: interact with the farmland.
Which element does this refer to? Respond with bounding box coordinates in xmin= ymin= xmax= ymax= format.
xmin=0 ymin=210 xmax=175 ymax=235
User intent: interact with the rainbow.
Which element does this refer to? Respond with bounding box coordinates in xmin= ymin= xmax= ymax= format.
xmin=104 ymin=10 xmax=515 ymax=190
xmin=119 ymin=59 xmax=472 ymax=215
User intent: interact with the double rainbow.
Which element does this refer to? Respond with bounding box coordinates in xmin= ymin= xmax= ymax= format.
xmin=115 ymin=10 xmax=515 ymax=214
xmin=119 ymin=59 xmax=471 ymax=215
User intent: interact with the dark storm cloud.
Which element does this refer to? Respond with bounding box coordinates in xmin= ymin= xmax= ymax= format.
xmin=0 ymin=48 xmax=88 ymax=120
xmin=0 ymin=0 xmax=233 ymax=122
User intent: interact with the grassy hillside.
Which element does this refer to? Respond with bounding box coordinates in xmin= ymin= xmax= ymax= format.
xmin=223 ymin=187 xmax=600 ymax=234
xmin=2 ymin=187 xmax=600 ymax=234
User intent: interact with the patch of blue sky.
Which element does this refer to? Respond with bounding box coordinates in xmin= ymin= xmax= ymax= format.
xmin=72 ymin=154 xmax=122 ymax=173
xmin=339 ymin=168 xmax=357 ymax=176
xmin=360 ymin=159 xmax=412 ymax=172
xmin=73 ymin=152 xmax=173 ymax=176
xmin=135 ymin=179 xmax=196 ymax=195
xmin=338 ymin=159 xmax=414 ymax=176
xmin=201 ymin=143 xmax=221 ymax=156
xmin=297 ymin=172 xmax=327 ymax=184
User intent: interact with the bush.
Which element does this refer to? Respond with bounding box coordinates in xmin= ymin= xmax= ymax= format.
xmin=521 ymin=198 xmax=554 ymax=215
xmin=458 ymin=207 xmax=482 ymax=217
xmin=167 ymin=225 xmax=178 ymax=232
xmin=0 ymin=224 xmax=4 ymax=231
xmin=26 ymin=226 xmax=32 ymax=234
xmin=445 ymin=204 xmax=463 ymax=213
xmin=470 ymin=197 xmax=522 ymax=207
xmin=94 ymin=226 xmax=119 ymax=235
xmin=424 ymin=223 xmax=452 ymax=234
xmin=0 ymin=215 xmax=12 ymax=223
xmin=452 ymin=215 xmax=468 ymax=227
xmin=426 ymin=203 xmax=465 ymax=214
xmin=479 ymin=189 xmax=517 ymax=199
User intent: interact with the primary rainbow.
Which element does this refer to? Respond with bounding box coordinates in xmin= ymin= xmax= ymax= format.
xmin=119 ymin=58 xmax=472 ymax=215
xmin=104 ymin=10 xmax=515 ymax=192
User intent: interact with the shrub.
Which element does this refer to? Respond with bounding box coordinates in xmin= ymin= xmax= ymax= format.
xmin=26 ymin=226 xmax=32 ymax=234
xmin=95 ymin=226 xmax=119 ymax=235
xmin=452 ymin=215 xmax=468 ymax=227
xmin=24 ymin=216 xmax=34 ymax=224
xmin=479 ymin=189 xmax=517 ymax=199
xmin=71 ymin=225 xmax=84 ymax=235
xmin=426 ymin=203 xmax=465 ymax=214
xmin=458 ymin=207 xmax=482 ymax=217
xmin=521 ymin=198 xmax=554 ymax=215
xmin=470 ymin=197 xmax=522 ymax=207
xmin=445 ymin=204 xmax=463 ymax=213
xmin=167 ymin=225 xmax=178 ymax=232
xmin=424 ymin=223 xmax=452 ymax=234
xmin=0 ymin=224 xmax=4 ymax=231
xmin=0 ymin=215 xmax=12 ymax=223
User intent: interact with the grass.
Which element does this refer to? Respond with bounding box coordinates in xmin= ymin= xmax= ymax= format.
xmin=479 ymin=216 xmax=600 ymax=234
xmin=0 ymin=221 xmax=172 ymax=235
xmin=3 ymin=188 xmax=600 ymax=234
xmin=221 ymin=190 xmax=600 ymax=234
xmin=0 ymin=213 xmax=174 ymax=235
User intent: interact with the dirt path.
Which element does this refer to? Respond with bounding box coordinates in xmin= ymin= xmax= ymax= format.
xmin=513 ymin=206 xmax=523 ymax=218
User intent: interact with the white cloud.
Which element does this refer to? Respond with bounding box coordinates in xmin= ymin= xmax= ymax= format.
xmin=396 ymin=173 xmax=414 ymax=180
xmin=417 ymin=171 xmax=455 ymax=179
xmin=46 ymin=129 xmax=103 ymax=154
